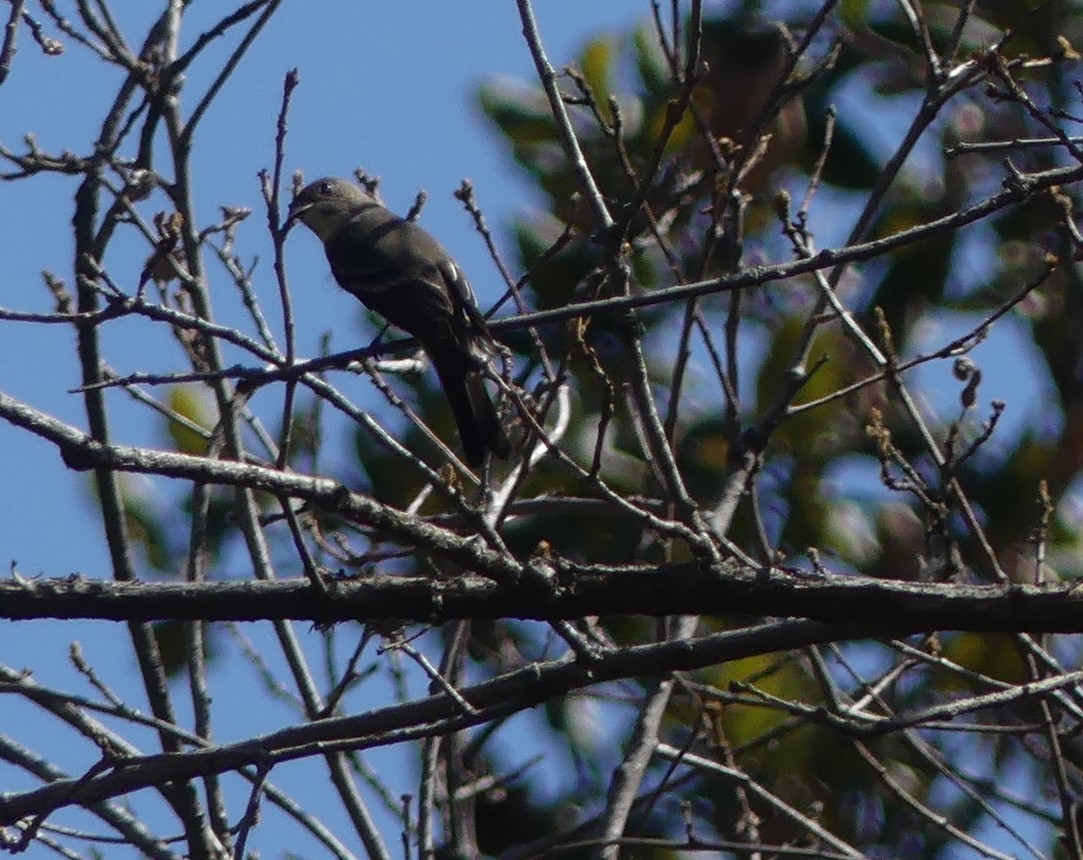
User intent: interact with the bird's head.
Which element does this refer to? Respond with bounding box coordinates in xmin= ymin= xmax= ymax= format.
xmin=286 ymin=177 xmax=373 ymax=241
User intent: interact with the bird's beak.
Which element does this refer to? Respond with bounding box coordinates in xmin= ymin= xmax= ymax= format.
xmin=284 ymin=198 xmax=310 ymax=231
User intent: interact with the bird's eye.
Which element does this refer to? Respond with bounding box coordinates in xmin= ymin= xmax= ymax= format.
xmin=319 ymin=181 xmax=332 ymax=196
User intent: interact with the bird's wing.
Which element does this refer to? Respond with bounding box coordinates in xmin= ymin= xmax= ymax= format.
xmin=325 ymin=218 xmax=453 ymax=325
xmin=436 ymin=258 xmax=489 ymax=331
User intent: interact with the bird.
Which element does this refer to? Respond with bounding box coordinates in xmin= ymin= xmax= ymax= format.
xmin=287 ymin=176 xmax=510 ymax=467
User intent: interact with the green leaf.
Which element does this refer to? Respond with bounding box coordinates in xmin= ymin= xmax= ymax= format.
xmin=579 ymin=35 xmax=615 ymax=119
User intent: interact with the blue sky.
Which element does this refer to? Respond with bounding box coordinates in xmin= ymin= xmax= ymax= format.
xmin=0 ymin=2 xmax=1058 ymax=579
xmin=1 ymin=3 xmax=645 ymax=575
xmin=0 ymin=4 xmax=649 ymax=855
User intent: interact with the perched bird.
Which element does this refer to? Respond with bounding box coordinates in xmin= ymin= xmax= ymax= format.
xmin=287 ymin=176 xmax=510 ymax=466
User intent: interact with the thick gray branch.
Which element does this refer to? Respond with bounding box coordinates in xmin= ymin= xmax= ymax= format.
xmin=2 ymin=566 xmax=1082 ymax=632
xmin=0 ymin=390 xmax=525 ymax=585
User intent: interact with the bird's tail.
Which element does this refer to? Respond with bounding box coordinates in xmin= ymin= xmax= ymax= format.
xmin=433 ymin=352 xmax=511 ymax=467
